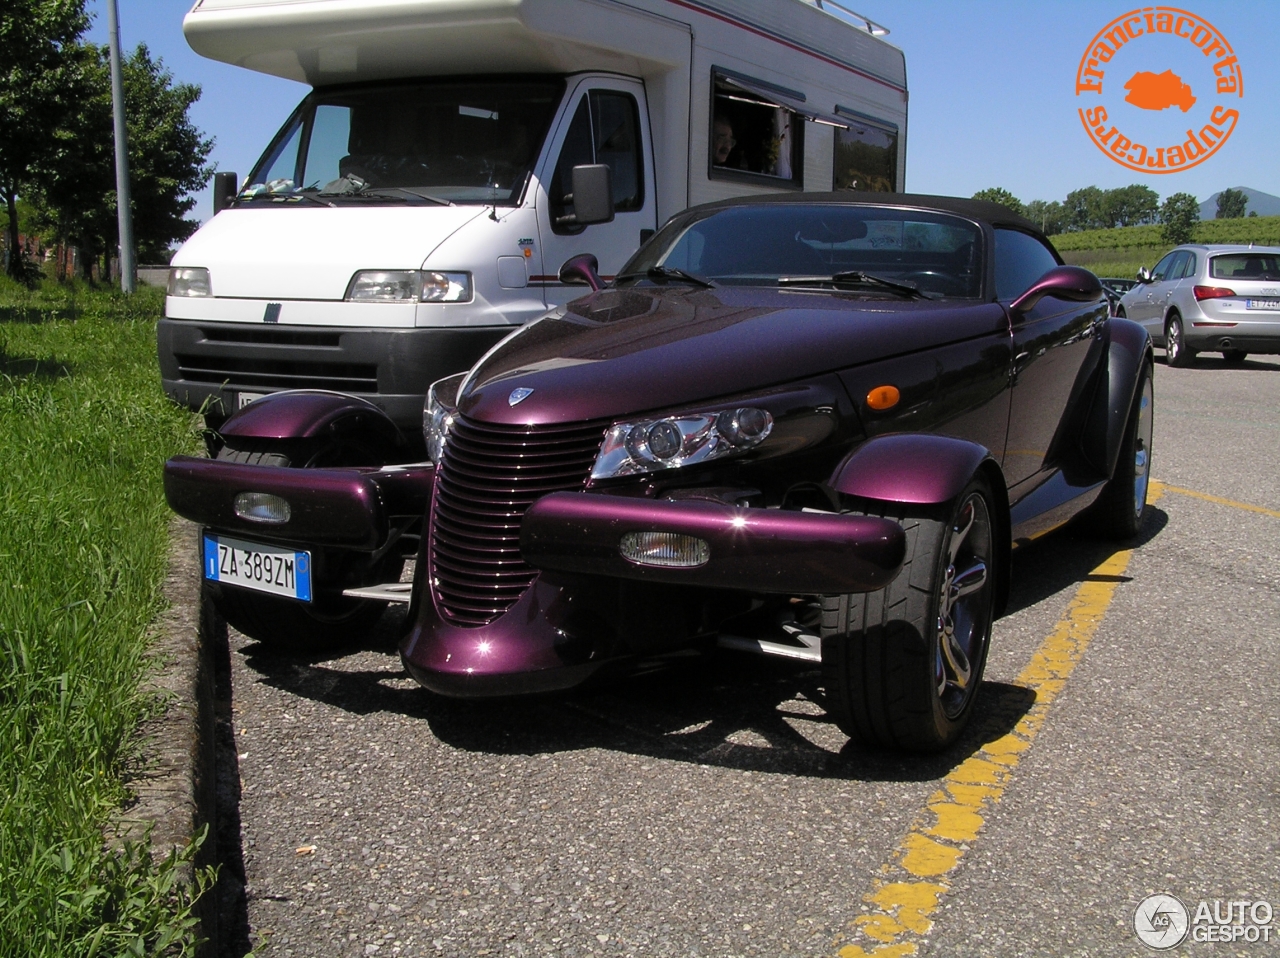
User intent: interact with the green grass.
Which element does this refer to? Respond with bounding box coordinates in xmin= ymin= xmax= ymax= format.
xmin=0 ymin=276 xmax=211 ymax=956
xmin=1050 ymin=215 xmax=1280 ymax=252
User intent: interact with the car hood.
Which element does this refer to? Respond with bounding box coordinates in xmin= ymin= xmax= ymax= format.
xmin=171 ymin=205 xmax=487 ymax=300
xmin=458 ymin=286 xmax=1009 ymax=425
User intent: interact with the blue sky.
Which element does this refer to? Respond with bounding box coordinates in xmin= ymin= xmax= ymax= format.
xmin=87 ymin=0 xmax=1278 ymax=224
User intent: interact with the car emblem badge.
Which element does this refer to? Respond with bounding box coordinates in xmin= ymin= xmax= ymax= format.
xmin=508 ymin=387 xmax=534 ymax=406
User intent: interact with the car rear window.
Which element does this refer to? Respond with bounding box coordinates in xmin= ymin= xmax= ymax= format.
xmin=1210 ymin=254 xmax=1280 ymax=280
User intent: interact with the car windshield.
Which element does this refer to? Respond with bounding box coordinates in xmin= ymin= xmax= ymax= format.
xmin=1210 ymin=253 xmax=1280 ymax=281
xmin=241 ymin=79 xmax=564 ymax=206
xmin=619 ymin=205 xmax=984 ymax=297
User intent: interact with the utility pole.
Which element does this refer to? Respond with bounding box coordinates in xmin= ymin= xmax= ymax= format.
xmin=106 ymin=0 xmax=136 ymax=292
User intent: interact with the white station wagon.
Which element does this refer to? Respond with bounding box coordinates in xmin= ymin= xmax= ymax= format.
xmin=1117 ymin=244 xmax=1280 ymax=366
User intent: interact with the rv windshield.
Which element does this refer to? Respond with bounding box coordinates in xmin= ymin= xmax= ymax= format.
xmin=242 ymin=78 xmax=565 ymax=206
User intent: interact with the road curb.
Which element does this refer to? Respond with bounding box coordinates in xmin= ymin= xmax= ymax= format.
xmin=121 ymin=516 xmax=220 ymax=954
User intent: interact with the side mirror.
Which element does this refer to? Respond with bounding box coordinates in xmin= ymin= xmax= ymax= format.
xmin=1136 ymin=266 xmax=1152 ymax=283
xmin=558 ymin=253 xmax=603 ymax=292
xmin=556 ymin=164 xmax=614 ymax=228
xmin=1010 ymin=266 xmax=1103 ymax=313
xmin=214 ymin=171 xmax=239 ymax=212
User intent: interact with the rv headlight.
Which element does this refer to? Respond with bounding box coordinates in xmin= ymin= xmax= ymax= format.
xmin=420 ymin=271 xmax=472 ymax=303
xmin=423 ymin=373 xmax=465 ymax=463
xmin=168 ymin=267 xmax=211 ymax=297
xmin=346 ymin=270 xmax=420 ymax=302
xmin=592 ymin=407 xmax=773 ymax=480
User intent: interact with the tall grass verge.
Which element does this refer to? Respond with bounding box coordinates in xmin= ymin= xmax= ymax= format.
xmin=0 ymin=276 xmax=210 ymax=955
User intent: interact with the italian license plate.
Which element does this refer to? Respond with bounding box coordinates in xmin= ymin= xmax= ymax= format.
xmin=1245 ymin=298 xmax=1280 ymax=310
xmin=237 ymin=391 xmax=266 ymax=408
xmin=203 ymin=533 xmax=311 ymax=601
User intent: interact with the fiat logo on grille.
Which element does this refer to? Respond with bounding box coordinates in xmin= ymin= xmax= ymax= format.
xmin=508 ymin=387 xmax=534 ymax=406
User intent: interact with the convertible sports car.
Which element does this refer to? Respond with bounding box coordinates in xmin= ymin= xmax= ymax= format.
xmin=165 ymin=193 xmax=1154 ymax=752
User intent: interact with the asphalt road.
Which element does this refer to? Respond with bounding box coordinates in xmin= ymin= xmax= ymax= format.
xmin=219 ymin=350 xmax=1279 ymax=958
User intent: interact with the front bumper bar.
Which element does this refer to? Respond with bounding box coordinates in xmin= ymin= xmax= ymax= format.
xmin=164 ymin=456 xmax=434 ymax=550
xmin=520 ymin=492 xmax=905 ymax=594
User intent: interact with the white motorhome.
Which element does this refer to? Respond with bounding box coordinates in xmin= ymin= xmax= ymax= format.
xmin=161 ymin=0 xmax=908 ymax=433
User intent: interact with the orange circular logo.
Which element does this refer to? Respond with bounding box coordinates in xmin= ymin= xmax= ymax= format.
xmin=1075 ymin=7 xmax=1243 ymax=173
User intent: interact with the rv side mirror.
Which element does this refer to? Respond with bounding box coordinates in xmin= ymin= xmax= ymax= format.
xmin=558 ymin=164 xmax=614 ymax=228
xmin=214 ymin=171 xmax=239 ymax=212
xmin=558 ymin=253 xmax=603 ymax=291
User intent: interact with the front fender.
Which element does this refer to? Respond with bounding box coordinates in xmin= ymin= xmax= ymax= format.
xmin=1080 ymin=318 xmax=1152 ymax=478
xmin=829 ymin=433 xmax=994 ymax=506
xmin=219 ymin=389 xmax=404 ymax=450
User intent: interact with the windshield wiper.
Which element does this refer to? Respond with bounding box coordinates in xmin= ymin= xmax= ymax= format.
xmin=315 ymin=175 xmax=453 ymax=206
xmin=240 ymin=190 xmax=335 ymax=208
xmin=778 ymin=270 xmax=937 ymax=299
xmin=358 ymin=186 xmax=454 ymax=207
xmin=615 ymin=265 xmax=718 ymax=289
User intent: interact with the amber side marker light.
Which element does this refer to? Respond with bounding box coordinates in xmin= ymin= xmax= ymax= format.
xmin=866 ymin=385 xmax=900 ymax=411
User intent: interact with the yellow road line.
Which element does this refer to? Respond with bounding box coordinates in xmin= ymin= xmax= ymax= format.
xmin=1149 ymin=479 xmax=1280 ymax=519
xmin=831 ymin=485 xmax=1165 ymax=958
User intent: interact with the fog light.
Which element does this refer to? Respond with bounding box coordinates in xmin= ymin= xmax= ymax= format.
xmin=234 ymin=491 xmax=291 ymax=524
xmin=619 ymin=532 xmax=710 ymax=568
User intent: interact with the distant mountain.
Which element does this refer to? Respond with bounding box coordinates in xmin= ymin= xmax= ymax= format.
xmin=1199 ymin=187 xmax=1280 ymax=220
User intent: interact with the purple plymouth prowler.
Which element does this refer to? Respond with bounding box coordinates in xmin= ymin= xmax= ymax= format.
xmin=165 ymin=192 xmax=1154 ymax=752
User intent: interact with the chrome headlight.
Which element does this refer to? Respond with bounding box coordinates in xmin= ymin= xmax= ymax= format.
xmin=345 ymin=270 xmax=473 ymax=303
xmin=591 ymin=407 xmax=773 ymax=480
xmin=168 ymin=267 xmax=211 ymax=297
xmin=423 ymin=373 xmax=465 ymax=463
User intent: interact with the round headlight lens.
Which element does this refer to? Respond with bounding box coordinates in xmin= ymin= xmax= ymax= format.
xmin=647 ymin=421 xmax=682 ymax=459
xmin=717 ymin=407 xmax=772 ymax=445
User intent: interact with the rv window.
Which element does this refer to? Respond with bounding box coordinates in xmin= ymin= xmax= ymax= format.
xmin=710 ymin=74 xmax=803 ymax=187
xmin=833 ymin=115 xmax=898 ymax=192
xmin=549 ymin=90 xmax=644 ymax=234
xmin=242 ymin=79 xmax=563 ymax=206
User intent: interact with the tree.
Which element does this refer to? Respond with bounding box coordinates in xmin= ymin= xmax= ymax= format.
xmin=1105 ymin=184 xmax=1159 ymax=227
xmin=36 ymin=42 xmax=214 ymax=274
xmin=1215 ymin=188 xmax=1247 ymax=220
xmin=1064 ymin=186 xmax=1106 ymax=231
xmin=1160 ymin=192 xmax=1200 ymax=246
xmin=971 ymin=188 xmax=1024 ymax=216
xmin=1024 ymin=199 xmax=1067 ymax=236
xmin=0 ymin=0 xmax=89 ymax=279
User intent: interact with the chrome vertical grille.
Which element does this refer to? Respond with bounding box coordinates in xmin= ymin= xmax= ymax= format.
xmin=429 ymin=416 xmax=607 ymax=627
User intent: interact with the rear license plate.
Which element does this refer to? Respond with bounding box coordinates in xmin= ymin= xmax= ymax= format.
xmin=237 ymin=391 xmax=266 ymax=408
xmin=203 ymin=533 xmax=311 ymax=601
xmin=1245 ymin=298 xmax=1280 ymax=310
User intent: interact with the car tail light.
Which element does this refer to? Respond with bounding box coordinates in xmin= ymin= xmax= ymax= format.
xmin=1193 ymin=285 xmax=1235 ymax=301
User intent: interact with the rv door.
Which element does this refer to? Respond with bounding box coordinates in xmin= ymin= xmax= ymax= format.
xmin=535 ymin=77 xmax=656 ymax=301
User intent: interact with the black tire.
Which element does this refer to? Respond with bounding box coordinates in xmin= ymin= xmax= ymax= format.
xmin=1165 ymin=314 xmax=1195 ymax=367
xmin=1222 ymin=348 xmax=1248 ymax=364
xmin=211 ymin=438 xmax=402 ymax=652
xmin=1085 ymin=360 xmax=1154 ymax=540
xmin=821 ymin=477 xmax=996 ymax=752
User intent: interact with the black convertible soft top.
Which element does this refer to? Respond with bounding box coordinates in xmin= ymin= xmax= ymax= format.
xmin=691 ymin=190 xmax=1045 ymax=238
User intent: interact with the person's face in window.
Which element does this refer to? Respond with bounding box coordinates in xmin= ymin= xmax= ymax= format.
xmin=713 ymin=118 xmax=736 ymax=165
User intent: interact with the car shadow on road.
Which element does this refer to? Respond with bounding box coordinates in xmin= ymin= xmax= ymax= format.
xmin=236 ymin=613 xmax=1036 ymax=785
xmin=1002 ymin=504 xmax=1168 ymax=617
xmin=233 ymin=500 xmax=1173 ymax=785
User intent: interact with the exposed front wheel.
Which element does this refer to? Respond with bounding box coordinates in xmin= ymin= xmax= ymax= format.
xmin=211 ymin=438 xmax=403 ymax=652
xmin=821 ymin=478 xmax=996 ymax=752
xmin=1165 ymin=315 xmax=1195 ymax=367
